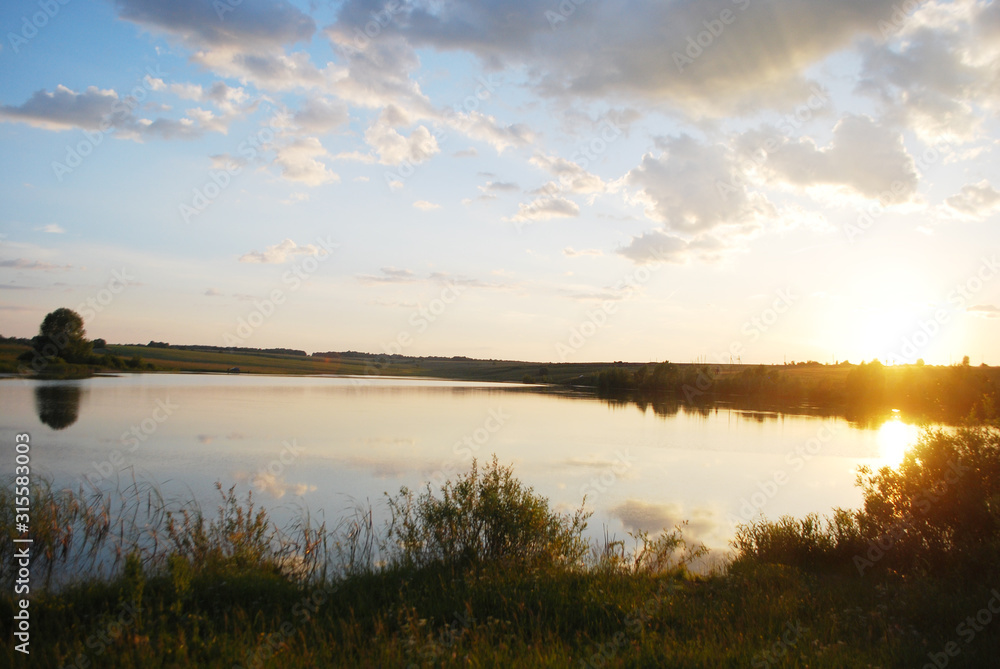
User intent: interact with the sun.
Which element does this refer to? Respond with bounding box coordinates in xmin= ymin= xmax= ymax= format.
xmin=877 ymin=414 xmax=920 ymax=466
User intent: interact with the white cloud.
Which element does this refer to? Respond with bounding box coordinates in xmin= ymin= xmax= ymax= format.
xmin=357 ymin=267 xmax=417 ymax=284
xmin=505 ymin=196 xmax=580 ymax=223
xmin=364 ymin=122 xmax=440 ymax=165
xmin=945 ymin=180 xmax=1000 ymax=219
xmin=530 ymin=153 xmax=605 ymax=194
xmin=413 ymin=200 xmax=441 ymax=211
xmin=293 ymin=96 xmax=350 ymax=133
xmin=626 ymin=135 xmax=774 ymax=235
xmin=238 ymin=238 xmax=322 ymax=263
xmin=272 ymin=137 xmax=339 ymax=186
xmin=563 ymin=247 xmax=603 ymax=257
xmin=749 ymin=114 xmax=919 ymax=201
xmin=36 ymin=224 xmax=65 ymax=234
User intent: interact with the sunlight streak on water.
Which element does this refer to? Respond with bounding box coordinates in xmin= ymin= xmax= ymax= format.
xmin=876 ymin=414 xmax=921 ymax=466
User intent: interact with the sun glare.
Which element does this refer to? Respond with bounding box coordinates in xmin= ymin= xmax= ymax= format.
xmin=877 ymin=415 xmax=921 ymax=466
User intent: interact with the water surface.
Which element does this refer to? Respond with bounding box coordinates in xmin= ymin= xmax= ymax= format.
xmin=1 ymin=374 xmax=922 ymax=552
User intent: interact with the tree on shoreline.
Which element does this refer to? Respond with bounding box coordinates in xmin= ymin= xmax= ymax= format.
xmin=30 ymin=307 xmax=92 ymax=363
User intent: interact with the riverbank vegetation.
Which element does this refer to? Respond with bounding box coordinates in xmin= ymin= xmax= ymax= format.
xmin=3 ymin=426 xmax=999 ymax=667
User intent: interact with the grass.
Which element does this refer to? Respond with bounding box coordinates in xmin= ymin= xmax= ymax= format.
xmin=4 ymin=432 xmax=1000 ymax=667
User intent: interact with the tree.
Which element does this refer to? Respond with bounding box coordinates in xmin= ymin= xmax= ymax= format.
xmin=31 ymin=308 xmax=92 ymax=362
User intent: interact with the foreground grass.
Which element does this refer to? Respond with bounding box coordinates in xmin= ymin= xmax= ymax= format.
xmin=9 ymin=561 xmax=992 ymax=667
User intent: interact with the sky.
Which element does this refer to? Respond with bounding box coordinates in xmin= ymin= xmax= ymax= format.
xmin=1 ymin=0 xmax=999 ymax=365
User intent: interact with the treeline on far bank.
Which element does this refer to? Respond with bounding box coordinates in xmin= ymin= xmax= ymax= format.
xmin=584 ymin=359 xmax=1000 ymax=423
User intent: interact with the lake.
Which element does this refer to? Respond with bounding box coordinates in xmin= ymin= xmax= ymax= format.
xmin=1 ymin=373 xmax=922 ymax=554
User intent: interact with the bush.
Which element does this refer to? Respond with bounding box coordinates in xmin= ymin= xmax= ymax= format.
xmin=857 ymin=426 xmax=1000 ymax=576
xmin=735 ymin=427 xmax=1000 ymax=578
xmin=386 ymin=456 xmax=590 ymax=571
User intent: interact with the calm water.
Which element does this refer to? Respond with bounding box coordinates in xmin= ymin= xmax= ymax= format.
xmin=0 ymin=374 xmax=922 ymax=552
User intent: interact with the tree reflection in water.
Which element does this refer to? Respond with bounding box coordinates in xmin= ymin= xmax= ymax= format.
xmin=35 ymin=384 xmax=82 ymax=430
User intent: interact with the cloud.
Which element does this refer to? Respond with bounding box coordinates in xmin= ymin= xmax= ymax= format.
xmin=364 ymin=121 xmax=440 ymax=165
xmin=116 ymin=0 xmax=315 ymax=50
xmin=238 ymin=238 xmax=322 ymax=263
xmin=243 ymin=470 xmax=317 ymax=499
xmin=293 ymin=96 xmax=350 ymax=133
xmin=204 ymin=288 xmax=223 ymax=297
xmin=357 ymin=266 xmax=417 ymax=284
xmin=36 ymin=224 xmax=65 ymax=234
xmin=616 ymin=230 xmax=717 ymax=265
xmin=968 ymin=304 xmax=1000 ymax=319
xmin=480 ymin=180 xmax=519 ymax=193
xmin=626 ymin=135 xmax=774 ymax=235
xmin=610 ymin=499 xmax=723 ymax=547
xmin=0 ymin=258 xmax=73 ymax=271
xmin=413 ymin=200 xmax=441 ymax=211
xmin=945 ymin=180 xmax=1000 ymax=219
xmin=332 ymin=0 xmax=903 ymax=116
xmin=530 ymin=153 xmax=605 ymax=194
xmin=445 ymin=110 xmax=535 ymax=153
xmin=272 ymin=137 xmax=339 ymax=186
xmin=0 ymin=85 xmax=118 ymax=131
xmin=453 ymin=148 xmax=478 ymax=158
xmin=562 ymin=247 xmax=603 ymax=258
xmin=857 ymin=3 xmax=1000 ymax=143
xmin=747 ymin=114 xmax=919 ymax=201
xmin=0 ymin=84 xmax=235 ymax=139
xmin=505 ymin=196 xmax=579 ymax=223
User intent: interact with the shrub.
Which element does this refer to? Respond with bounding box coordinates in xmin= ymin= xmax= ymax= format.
xmin=856 ymin=426 xmax=1000 ymax=576
xmin=386 ymin=456 xmax=590 ymax=571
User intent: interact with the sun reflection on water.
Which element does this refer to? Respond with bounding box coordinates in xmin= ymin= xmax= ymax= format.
xmin=877 ymin=413 xmax=921 ymax=466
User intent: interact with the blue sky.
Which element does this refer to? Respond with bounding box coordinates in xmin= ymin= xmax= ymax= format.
xmin=2 ymin=0 xmax=999 ymax=364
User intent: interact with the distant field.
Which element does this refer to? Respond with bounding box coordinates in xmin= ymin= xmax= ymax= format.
xmin=105 ymin=346 xmax=411 ymax=376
